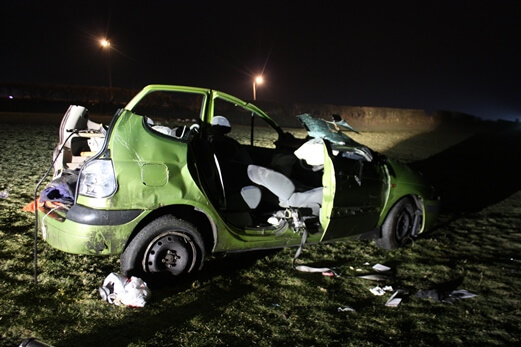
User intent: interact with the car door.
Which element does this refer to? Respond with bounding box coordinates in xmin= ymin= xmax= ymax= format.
xmin=321 ymin=143 xmax=389 ymax=241
xmin=296 ymin=114 xmax=389 ymax=241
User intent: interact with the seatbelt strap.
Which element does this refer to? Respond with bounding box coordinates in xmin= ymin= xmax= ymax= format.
xmin=292 ymin=229 xmax=338 ymax=276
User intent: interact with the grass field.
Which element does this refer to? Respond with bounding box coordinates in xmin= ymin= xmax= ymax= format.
xmin=1 ymin=114 xmax=520 ymax=346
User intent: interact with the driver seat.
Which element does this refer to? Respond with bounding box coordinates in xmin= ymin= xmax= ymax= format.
xmin=246 ymin=164 xmax=323 ymax=216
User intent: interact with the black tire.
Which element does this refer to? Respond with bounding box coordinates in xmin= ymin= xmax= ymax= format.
xmin=120 ymin=215 xmax=205 ymax=281
xmin=375 ymin=197 xmax=420 ymax=250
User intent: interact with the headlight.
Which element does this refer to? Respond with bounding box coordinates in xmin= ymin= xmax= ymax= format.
xmin=78 ymin=159 xmax=117 ymax=198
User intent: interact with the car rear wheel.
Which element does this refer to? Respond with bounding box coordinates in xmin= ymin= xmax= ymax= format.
xmin=120 ymin=215 xmax=205 ymax=281
xmin=375 ymin=197 xmax=420 ymax=250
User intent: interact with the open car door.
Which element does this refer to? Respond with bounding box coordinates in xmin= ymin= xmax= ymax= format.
xmin=53 ymin=105 xmax=106 ymax=178
xmin=297 ymin=114 xmax=389 ymax=242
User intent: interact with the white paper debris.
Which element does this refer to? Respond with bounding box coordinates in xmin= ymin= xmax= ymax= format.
xmin=338 ymin=306 xmax=356 ymax=312
xmin=372 ymin=264 xmax=391 ymax=272
xmin=99 ymin=272 xmax=151 ymax=308
xmin=370 ymin=286 xmax=386 ymax=296
xmin=385 ymin=290 xmax=402 ymax=307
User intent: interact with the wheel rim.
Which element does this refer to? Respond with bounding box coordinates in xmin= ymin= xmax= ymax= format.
xmin=395 ymin=207 xmax=413 ymax=242
xmin=143 ymin=232 xmax=197 ymax=276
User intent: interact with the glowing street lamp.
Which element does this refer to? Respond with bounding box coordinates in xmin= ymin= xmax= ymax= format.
xmin=252 ymin=75 xmax=263 ymax=101
xmin=100 ymin=38 xmax=113 ymax=101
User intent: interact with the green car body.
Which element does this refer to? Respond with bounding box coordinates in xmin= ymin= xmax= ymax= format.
xmin=38 ymin=85 xmax=440 ymax=279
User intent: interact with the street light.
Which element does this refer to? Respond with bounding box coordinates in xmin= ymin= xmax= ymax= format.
xmin=100 ymin=38 xmax=113 ymax=101
xmin=252 ymin=75 xmax=263 ymax=100
xmin=100 ymin=39 xmax=110 ymax=48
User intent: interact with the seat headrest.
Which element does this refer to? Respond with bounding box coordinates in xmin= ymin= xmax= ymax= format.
xmin=212 ymin=116 xmax=231 ymax=135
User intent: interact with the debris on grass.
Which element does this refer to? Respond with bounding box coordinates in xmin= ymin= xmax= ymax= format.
xmin=370 ymin=286 xmax=387 ymax=296
xmin=385 ymin=290 xmax=407 ymax=307
xmin=338 ymin=306 xmax=356 ymax=312
xmin=415 ymin=289 xmax=477 ymax=303
xmin=372 ymin=263 xmax=391 ymax=272
xmin=18 ymin=337 xmax=53 ymax=347
xmin=321 ymin=270 xmax=336 ymax=277
xmin=354 ymin=263 xmax=393 ymax=281
xmin=99 ymin=272 xmax=151 ymax=308
xmin=356 ymin=274 xmax=391 ymax=281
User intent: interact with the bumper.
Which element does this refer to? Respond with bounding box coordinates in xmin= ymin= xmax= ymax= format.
xmin=39 ymin=204 xmax=145 ymax=255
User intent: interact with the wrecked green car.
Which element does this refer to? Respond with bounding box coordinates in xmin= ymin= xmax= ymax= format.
xmin=37 ymin=85 xmax=440 ymax=279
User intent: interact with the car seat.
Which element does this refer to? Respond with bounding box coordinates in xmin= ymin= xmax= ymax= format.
xmin=247 ymin=164 xmax=323 ymax=216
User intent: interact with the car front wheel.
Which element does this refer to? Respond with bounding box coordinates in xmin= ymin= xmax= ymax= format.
xmin=120 ymin=215 xmax=205 ymax=281
xmin=375 ymin=197 xmax=420 ymax=250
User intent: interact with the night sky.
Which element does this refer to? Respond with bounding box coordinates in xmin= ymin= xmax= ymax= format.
xmin=1 ymin=0 xmax=520 ymax=120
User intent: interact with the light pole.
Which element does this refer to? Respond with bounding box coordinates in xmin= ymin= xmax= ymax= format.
xmin=100 ymin=39 xmax=113 ymax=101
xmin=252 ymin=75 xmax=263 ymax=100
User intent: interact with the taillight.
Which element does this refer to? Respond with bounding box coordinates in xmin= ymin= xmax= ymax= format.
xmin=78 ymin=159 xmax=117 ymax=198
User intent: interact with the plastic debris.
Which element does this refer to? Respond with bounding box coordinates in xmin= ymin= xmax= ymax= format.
xmin=322 ymin=271 xmax=336 ymax=277
xmin=356 ymin=274 xmax=392 ymax=281
xmin=372 ymin=263 xmax=391 ymax=272
xmin=444 ymin=289 xmax=477 ymax=303
xmin=294 ymin=264 xmax=339 ymax=276
xmin=370 ymin=285 xmax=395 ymax=296
xmin=0 ymin=190 xmax=9 ymax=199
xmin=385 ymin=290 xmax=404 ymax=307
xmin=338 ymin=306 xmax=356 ymax=312
xmin=370 ymin=286 xmax=386 ymax=296
xmin=18 ymin=338 xmax=53 ymax=347
xmin=99 ymin=272 xmax=151 ymax=308
xmin=415 ymin=288 xmax=477 ymax=303
xmin=355 ymin=263 xmax=393 ymax=281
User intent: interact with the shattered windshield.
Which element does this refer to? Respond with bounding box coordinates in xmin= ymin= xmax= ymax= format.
xmin=296 ymin=113 xmax=358 ymax=145
xmin=296 ymin=113 xmax=373 ymax=162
